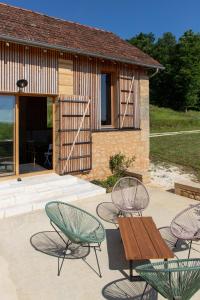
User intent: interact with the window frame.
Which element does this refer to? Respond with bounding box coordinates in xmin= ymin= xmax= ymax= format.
xmin=100 ymin=71 xmax=117 ymax=129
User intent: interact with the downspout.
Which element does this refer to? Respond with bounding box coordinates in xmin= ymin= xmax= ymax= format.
xmin=149 ymin=68 xmax=159 ymax=78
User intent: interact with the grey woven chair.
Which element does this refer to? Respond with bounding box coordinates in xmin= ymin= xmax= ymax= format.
xmin=171 ymin=203 xmax=200 ymax=258
xmin=136 ymin=258 xmax=200 ymax=300
xmin=96 ymin=202 xmax=121 ymax=225
xmin=111 ymin=177 xmax=149 ymax=216
xmin=45 ymin=201 xmax=105 ymax=277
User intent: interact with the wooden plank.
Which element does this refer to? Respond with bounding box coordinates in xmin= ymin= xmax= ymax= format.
xmin=58 ymin=76 xmax=73 ymax=86
xmin=58 ymin=59 xmax=73 ymax=95
xmin=129 ymin=217 xmax=158 ymax=259
xmin=59 ymin=86 xmax=73 ymax=95
xmin=118 ymin=217 xmax=174 ymax=261
xmin=142 ymin=217 xmax=174 ymax=259
xmin=118 ymin=218 xmax=141 ymax=260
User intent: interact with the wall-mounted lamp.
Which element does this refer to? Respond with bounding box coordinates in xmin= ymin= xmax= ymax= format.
xmin=16 ymin=79 xmax=28 ymax=92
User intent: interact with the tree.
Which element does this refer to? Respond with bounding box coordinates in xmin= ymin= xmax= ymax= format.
xmin=127 ymin=32 xmax=155 ymax=56
xmin=151 ymin=32 xmax=177 ymax=108
xmin=173 ymin=30 xmax=200 ymax=111
xmin=127 ymin=30 xmax=200 ymax=111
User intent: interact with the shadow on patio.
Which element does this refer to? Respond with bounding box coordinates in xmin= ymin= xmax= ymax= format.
xmin=102 ymin=278 xmax=157 ymax=300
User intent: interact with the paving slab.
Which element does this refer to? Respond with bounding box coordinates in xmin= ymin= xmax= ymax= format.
xmin=0 ymin=186 xmax=199 ymax=299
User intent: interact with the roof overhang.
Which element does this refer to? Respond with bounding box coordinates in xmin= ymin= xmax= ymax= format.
xmin=0 ymin=34 xmax=164 ymax=70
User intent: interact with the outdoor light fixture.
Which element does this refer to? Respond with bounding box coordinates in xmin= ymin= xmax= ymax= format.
xmin=16 ymin=79 xmax=28 ymax=91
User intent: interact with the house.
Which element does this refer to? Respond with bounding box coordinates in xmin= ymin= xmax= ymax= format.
xmin=0 ymin=3 xmax=163 ymax=180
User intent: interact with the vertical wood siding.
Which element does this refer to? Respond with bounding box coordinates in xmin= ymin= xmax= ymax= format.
xmin=0 ymin=41 xmax=141 ymax=129
xmin=0 ymin=42 xmax=57 ymax=94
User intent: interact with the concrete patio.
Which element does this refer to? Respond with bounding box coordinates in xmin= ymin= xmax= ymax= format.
xmin=0 ymin=185 xmax=200 ymax=300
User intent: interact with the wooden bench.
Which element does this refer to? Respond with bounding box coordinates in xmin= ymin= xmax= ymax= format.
xmin=118 ymin=217 xmax=174 ymax=281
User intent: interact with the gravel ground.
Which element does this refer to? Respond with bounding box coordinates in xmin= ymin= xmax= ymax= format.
xmin=150 ymin=161 xmax=198 ymax=190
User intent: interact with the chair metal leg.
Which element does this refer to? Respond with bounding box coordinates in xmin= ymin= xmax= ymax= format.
xmin=58 ymin=246 xmax=67 ymax=276
xmin=141 ymin=282 xmax=148 ymax=300
xmin=94 ymin=246 xmax=102 ymax=278
xmin=130 ymin=260 xmax=133 ymax=281
xmin=188 ymin=240 xmax=192 ymax=259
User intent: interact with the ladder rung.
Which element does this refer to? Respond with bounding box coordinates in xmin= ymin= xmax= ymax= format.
xmin=59 ymin=99 xmax=88 ymax=103
xmin=62 ymin=141 xmax=91 ymax=146
xmin=62 ymin=168 xmax=91 ymax=175
xmin=62 ymin=114 xmax=90 ymax=117
xmin=119 ymin=76 xmax=133 ymax=80
xmin=119 ymin=114 xmax=134 ymax=117
xmin=60 ymin=154 xmax=91 ymax=161
xmin=121 ymin=102 xmax=134 ymax=105
xmin=59 ymin=128 xmax=91 ymax=132
xmin=121 ymin=89 xmax=134 ymax=93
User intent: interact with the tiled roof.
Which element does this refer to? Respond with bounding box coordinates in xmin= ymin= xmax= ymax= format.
xmin=0 ymin=3 xmax=163 ymax=69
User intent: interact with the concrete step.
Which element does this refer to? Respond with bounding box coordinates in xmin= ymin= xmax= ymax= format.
xmin=0 ymin=173 xmax=106 ymax=218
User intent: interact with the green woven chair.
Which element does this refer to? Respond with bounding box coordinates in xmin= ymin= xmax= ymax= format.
xmin=45 ymin=201 xmax=105 ymax=277
xmin=136 ymin=259 xmax=200 ymax=300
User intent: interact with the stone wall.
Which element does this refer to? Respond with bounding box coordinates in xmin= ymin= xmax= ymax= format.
xmin=175 ymin=181 xmax=200 ymax=201
xmin=81 ymin=74 xmax=150 ymax=180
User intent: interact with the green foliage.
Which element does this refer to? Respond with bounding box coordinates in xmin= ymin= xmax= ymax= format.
xmin=128 ymin=32 xmax=155 ymax=55
xmin=0 ymin=122 xmax=13 ymax=140
xmin=92 ymin=153 xmax=135 ymax=192
xmin=109 ymin=152 xmax=135 ymax=176
xmin=128 ymin=30 xmax=200 ymax=111
xmin=91 ymin=175 xmax=120 ymax=193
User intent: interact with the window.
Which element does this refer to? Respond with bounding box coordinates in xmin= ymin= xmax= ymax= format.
xmin=101 ymin=73 xmax=111 ymax=126
xmin=0 ymin=95 xmax=15 ymax=176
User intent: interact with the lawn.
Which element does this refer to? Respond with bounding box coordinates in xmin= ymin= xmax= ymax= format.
xmin=150 ymin=105 xmax=200 ymax=133
xmin=150 ymin=105 xmax=200 ymax=180
xmin=150 ymin=133 xmax=200 ymax=180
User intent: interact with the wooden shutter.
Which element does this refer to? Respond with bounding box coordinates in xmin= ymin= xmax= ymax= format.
xmin=119 ymin=73 xmax=135 ymax=128
xmin=58 ymin=95 xmax=92 ymax=175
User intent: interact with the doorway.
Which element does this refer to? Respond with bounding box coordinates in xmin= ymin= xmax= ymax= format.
xmin=19 ymin=96 xmax=53 ymax=174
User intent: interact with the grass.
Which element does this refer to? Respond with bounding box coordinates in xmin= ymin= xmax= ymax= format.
xmin=150 ymin=133 xmax=200 ymax=180
xmin=150 ymin=105 xmax=200 ymax=133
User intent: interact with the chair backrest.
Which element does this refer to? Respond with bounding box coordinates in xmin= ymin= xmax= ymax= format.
xmin=45 ymin=201 xmax=105 ymax=244
xmin=136 ymin=259 xmax=200 ymax=300
xmin=171 ymin=203 xmax=200 ymax=240
xmin=111 ymin=177 xmax=149 ymax=213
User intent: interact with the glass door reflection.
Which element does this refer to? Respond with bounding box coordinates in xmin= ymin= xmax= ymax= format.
xmin=0 ymin=96 xmax=15 ymax=176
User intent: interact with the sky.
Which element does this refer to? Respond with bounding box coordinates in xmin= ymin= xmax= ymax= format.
xmin=1 ymin=0 xmax=200 ymax=40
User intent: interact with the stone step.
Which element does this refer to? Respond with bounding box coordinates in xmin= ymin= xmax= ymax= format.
xmin=0 ymin=173 xmax=106 ymax=218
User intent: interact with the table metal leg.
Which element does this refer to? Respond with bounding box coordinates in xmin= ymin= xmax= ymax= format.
xmin=129 ymin=260 xmax=133 ymax=281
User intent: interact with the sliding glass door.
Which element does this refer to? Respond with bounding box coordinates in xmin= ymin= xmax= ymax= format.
xmin=0 ymin=95 xmax=15 ymax=176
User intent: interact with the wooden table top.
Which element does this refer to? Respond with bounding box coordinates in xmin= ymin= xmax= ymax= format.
xmin=118 ymin=217 xmax=174 ymax=261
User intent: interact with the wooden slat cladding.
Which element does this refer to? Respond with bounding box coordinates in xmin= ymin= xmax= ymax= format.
xmin=58 ymin=95 xmax=92 ymax=174
xmin=73 ymin=57 xmax=140 ymax=130
xmin=58 ymin=59 xmax=73 ymax=95
xmin=0 ymin=41 xmax=57 ymax=94
xmin=0 ymin=40 xmax=140 ymax=129
xmin=119 ymin=66 xmax=135 ymax=128
xmin=74 ymin=57 xmax=101 ymax=130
